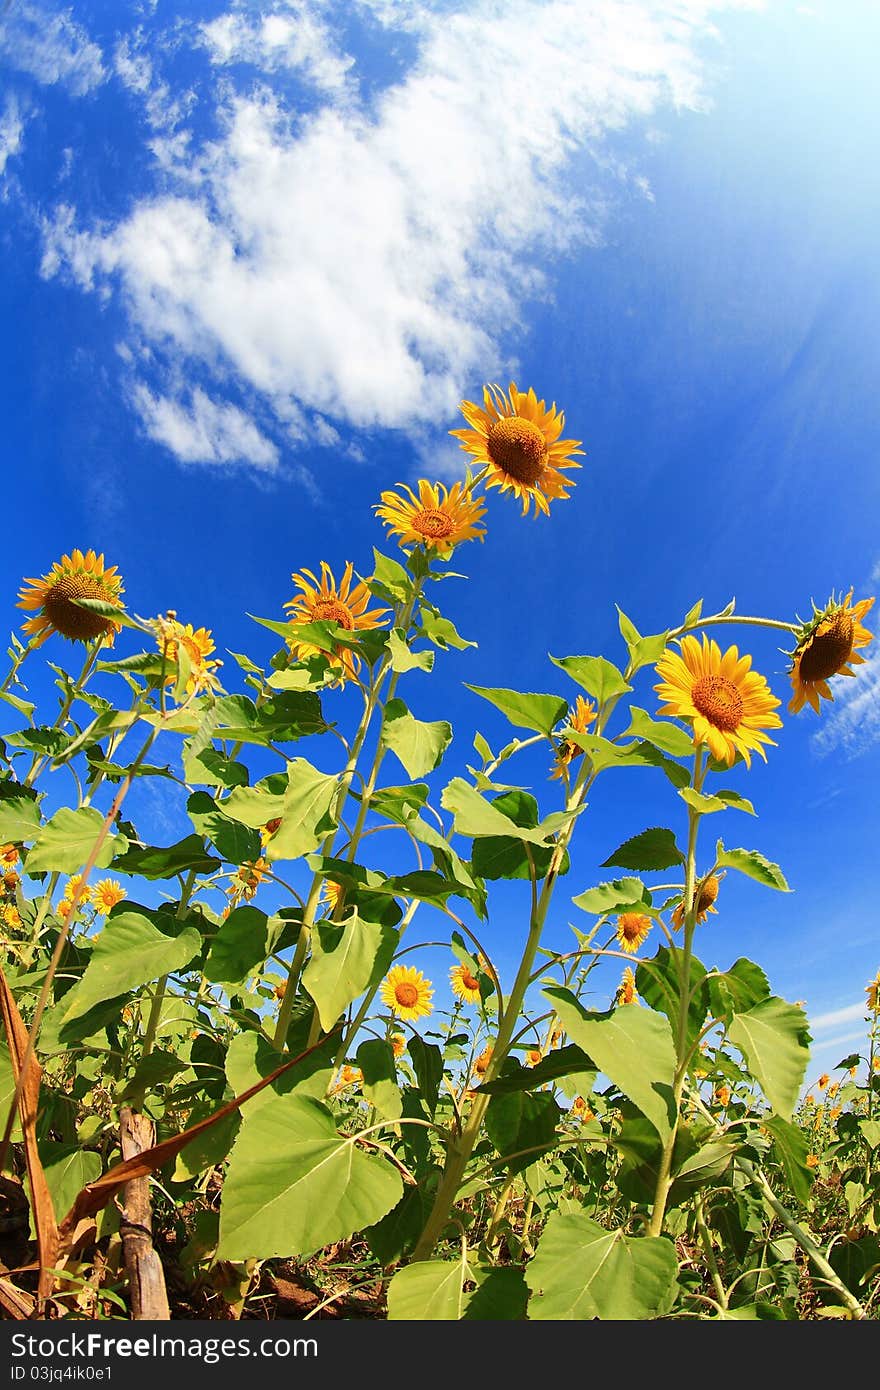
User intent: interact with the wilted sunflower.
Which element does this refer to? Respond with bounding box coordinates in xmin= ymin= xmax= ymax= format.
xmin=616 ymin=966 xmax=638 ymax=1006
xmin=615 ymin=912 xmax=652 ymax=955
xmin=450 ymin=962 xmax=482 ymax=1005
xmin=18 ymin=549 xmax=124 ymax=646
xmin=654 ymin=635 xmax=782 ymax=768
xmin=671 ymin=872 xmax=720 ymax=930
xmin=551 ymin=695 xmax=597 ymax=779
xmin=375 ymin=479 xmax=486 ymax=556
xmin=451 ymin=382 xmax=583 ymax=517
xmin=284 ymin=561 xmax=388 ymax=686
xmin=380 ymin=964 xmax=433 ymax=1021
xmin=787 ymin=590 xmax=875 ymax=714
xmin=92 ymin=880 xmax=125 ymax=915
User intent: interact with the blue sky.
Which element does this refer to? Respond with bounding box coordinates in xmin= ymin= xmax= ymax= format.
xmin=1 ymin=0 xmax=879 ymax=1078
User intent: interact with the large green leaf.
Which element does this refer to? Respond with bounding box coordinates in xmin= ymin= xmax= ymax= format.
xmin=26 ymin=805 xmax=118 ymax=873
xmin=464 ymin=685 xmax=568 ymax=735
xmin=476 ymin=1046 xmax=595 ymax=1096
xmin=264 ymin=758 xmax=339 ymax=862
xmin=302 ymin=912 xmax=397 ymax=1031
xmin=386 ymin=1252 xmax=470 ymax=1320
xmin=601 ymin=827 xmax=683 ymax=872
xmin=716 ymin=841 xmax=790 ymax=891
xmin=440 ymin=778 xmax=563 ymax=844
xmin=764 ymin=1115 xmax=815 ymax=1204
xmin=187 ymin=792 xmax=260 ymax=865
xmin=111 ymin=835 xmax=221 ymax=880
xmin=708 ymin=957 xmax=771 ymax=1020
xmin=57 ymin=907 xmax=202 ymax=1027
xmin=728 ymin=998 xmax=811 ymax=1119
xmin=217 ymin=1092 xmax=402 ymax=1259
xmin=572 ymin=877 xmax=650 ymax=916
xmin=218 ymin=782 xmax=286 ymax=829
xmin=407 ymin=1035 xmax=443 ymax=1117
xmin=679 ymin=787 xmax=755 ymax=816
xmin=380 ymin=699 xmax=452 ymax=779
xmin=485 ymin=1090 xmax=560 ymax=1173
xmin=387 ymin=629 xmax=434 ymax=674
xmin=204 ymin=906 xmax=276 ymax=986
xmin=549 ymin=655 xmax=632 ymax=703
xmin=544 ymin=987 xmax=676 ymax=1140
xmin=636 ymin=947 xmax=707 ymax=1055
xmin=526 ymin=1213 xmax=678 ymax=1319
xmin=0 ymin=795 xmax=42 ymax=844
xmin=623 ymin=707 xmax=695 ymax=758
xmin=225 ymin=1028 xmax=333 ymax=1109
xmin=356 ymin=1039 xmax=402 ymax=1121
xmin=31 ymin=1143 xmax=101 ymax=1238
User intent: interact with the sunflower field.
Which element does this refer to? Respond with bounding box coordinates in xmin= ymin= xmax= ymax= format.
xmin=1 ymin=382 xmax=878 ymax=1323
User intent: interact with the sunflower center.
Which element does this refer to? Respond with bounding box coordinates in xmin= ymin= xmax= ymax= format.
xmin=698 ymin=875 xmax=720 ymax=912
xmin=619 ymin=913 xmax=647 ymax=943
xmin=462 ymin=970 xmax=479 ymax=991
xmin=312 ymin=599 xmax=354 ymax=629
xmin=413 ymin=507 xmax=456 ymax=540
xmin=691 ymin=674 xmax=744 ymax=732
xmin=42 ymin=574 xmax=118 ymax=642
xmin=798 ymin=613 xmax=854 ymax=682
xmin=487 ymin=416 xmax=548 ymax=485
xmin=395 ymin=982 xmax=419 ymax=1008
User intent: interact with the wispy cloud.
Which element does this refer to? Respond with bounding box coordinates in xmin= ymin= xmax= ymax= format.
xmin=811 ymin=613 xmax=880 ymax=758
xmin=132 ymin=384 xmax=281 ymax=471
xmin=0 ymin=2 xmax=105 ymax=96
xmin=37 ymin=0 xmax=757 ymax=469
xmin=0 ymin=95 xmax=24 ymax=177
xmin=810 ymin=999 xmax=869 ymax=1032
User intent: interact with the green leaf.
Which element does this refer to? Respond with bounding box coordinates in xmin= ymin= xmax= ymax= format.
xmin=366 ymin=1186 xmax=435 ymax=1265
xmin=549 ymin=655 xmax=632 ymax=704
xmin=716 ymin=842 xmax=790 ymax=891
xmin=387 ymin=629 xmax=434 ymax=674
xmin=485 ymin=1089 xmax=560 ymax=1173
xmin=225 ymin=1028 xmax=333 ymax=1110
xmin=26 ymin=805 xmax=117 ymax=874
xmin=218 ymin=782 xmax=286 ymax=829
xmin=204 ymin=906 xmax=279 ymax=986
xmin=601 ymin=827 xmax=683 ymax=872
xmin=526 ymin=1213 xmax=678 ymax=1320
xmin=440 ymin=778 xmax=559 ymax=844
xmin=187 ymin=792 xmax=260 ymax=865
xmin=217 ymin=1092 xmax=403 ymax=1259
xmin=471 ymin=790 xmax=566 ymax=881
xmin=476 ymin=1045 xmax=595 ymax=1096
xmin=58 ymin=907 xmax=202 ymax=1028
xmin=111 ymin=835 xmax=221 ymax=880
xmin=356 ymin=1039 xmax=402 ymax=1121
xmin=707 ymin=958 xmax=771 ymax=1020
xmin=0 ymin=796 xmax=42 ymax=844
xmin=36 ymin=1144 xmax=102 ymax=1236
xmin=572 ymin=877 xmax=650 ymax=916
xmin=679 ymin=788 xmax=756 ymax=816
xmin=418 ymin=609 xmax=477 ymax=651
xmin=765 ymin=1115 xmax=815 ymax=1204
xmin=464 ymin=685 xmax=568 ymax=736
xmin=636 ymin=947 xmax=707 ymax=1055
xmin=387 ymin=1252 xmax=470 ymax=1320
xmin=728 ymin=998 xmax=811 ymax=1119
xmin=407 ymin=1035 xmax=443 ymax=1117
xmin=623 ymin=707 xmax=695 ymax=758
xmin=302 ymin=913 xmax=398 ymax=1032
xmin=370 ymin=548 xmax=413 ymax=603
xmin=264 ymin=759 xmax=339 ymax=862
xmin=380 ymin=699 xmax=452 ymax=779
xmin=544 ymin=988 xmax=676 ymax=1140
xmin=0 ymin=1042 xmax=23 ymax=1141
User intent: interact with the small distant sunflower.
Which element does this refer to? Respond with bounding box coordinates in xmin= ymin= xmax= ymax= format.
xmin=284 ymin=561 xmax=389 ymax=686
xmin=818 ymin=1073 xmax=830 ymax=1089
xmin=866 ymin=972 xmax=880 ymax=1012
xmin=551 ymin=696 xmax=597 ymax=780
xmin=93 ymin=880 xmax=125 ymax=915
xmin=787 ymin=590 xmax=875 ymax=715
xmin=1 ymin=845 xmax=19 ymax=867
xmin=671 ymin=872 xmax=721 ymax=931
xmin=806 ymin=1154 xmax=819 ymax=1170
xmin=380 ymin=964 xmax=434 ymax=1021
xmin=715 ymin=1085 xmax=731 ymax=1108
xmin=451 ymin=382 xmax=583 ymax=517
xmin=18 ymin=550 xmax=124 ymax=646
xmin=152 ymin=616 xmax=223 ymax=696
xmin=525 ymin=1049 xmax=543 ymax=1068
xmin=450 ymin=962 xmax=482 ymax=1005
xmin=227 ymin=858 xmax=268 ymax=905
xmin=375 ymin=480 xmax=486 ymax=556
xmin=1 ymin=903 xmax=21 ymax=931
xmin=615 ymin=912 xmax=652 ymax=955
xmin=654 ymin=635 xmax=782 ymax=768
xmin=616 ymin=966 xmax=638 ymax=1006
xmin=3 ymin=868 xmax=19 ymax=894
xmin=390 ymin=1033 xmax=407 ymax=1059
xmin=63 ymin=874 xmax=93 ymax=907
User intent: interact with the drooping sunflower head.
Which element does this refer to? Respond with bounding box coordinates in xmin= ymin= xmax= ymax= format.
xmin=654 ymin=634 xmax=782 ymax=768
xmin=474 ymin=1044 xmax=494 ymax=1076
xmin=866 ymin=972 xmax=880 ymax=1013
xmin=450 ymin=961 xmax=482 ymax=1005
xmin=283 ymin=561 xmax=389 ymax=687
xmin=92 ymin=880 xmax=125 ymax=915
xmin=616 ymin=966 xmax=638 ymax=1007
xmin=380 ymin=964 xmax=434 ymax=1021
xmin=787 ymin=590 xmax=875 ymax=715
xmin=320 ymin=878 xmax=345 ymax=916
xmin=551 ymin=695 xmax=597 ymax=780
xmin=451 ymin=382 xmax=583 ymax=517
xmin=227 ymin=858 xmax=268 ymax=904
xmin=671 ymin=871 xmax=721 ymax=930
xmin=375 ymin=479 xmax=487 ymax=556
xmin=615 ymin=912 xmax=652 ymax=955
xmin=18 ymin=549 xmax=125 ymax=647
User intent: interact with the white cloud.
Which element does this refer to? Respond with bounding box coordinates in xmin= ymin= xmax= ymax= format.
xmin=0 ymin=2 xmax=105 ymax=96
xmin=200 ymin=3 xmax=354 ymax=95
xmin=810 ymin=613 xmax=880 ymax=758
xmin=132 ymin=384 xmax=280 ymax=470
xmin=0 ymin=96 xmax=24 ymax=177
xmin=810 ymin=1000 xmax=870 ymax=1032
xmin=41 ymin=0 xmax=759 ymax=465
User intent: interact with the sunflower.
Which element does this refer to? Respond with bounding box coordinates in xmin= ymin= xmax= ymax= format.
xmin=375 ymin=479 xmax=486 ymax=556
xmin=866 ymin=972 xmax=880 ymax=1012
xmin=654 ymin=634 xmax=782 ymax=768
xmin=92 ymin=880 xmax=125 ymax=915
xmin=818 ymin=1073 xmax=830 ymax=1089
xmin=551 ymin=695 xmax=597 ymax=779
xmin=63 ymin=874 xmax=93 ymax=907
xmin=227 ymin=858 xmax=268 ymax=905
xmin=451 ymin=382 xmax=583 ymax=517
xmin=1 ymin=845 xmax=19 ymax=866
xmin=715 ymin=1085 xmax=731 ymax=1107
xmin=152 ymin=616 xmax=223 ymax=696
xmin=450 ymin=962 xmax=482 ymax=1005
xmin=284 ymin=561 xmax=389 ymax=686
xmin=474 ymin=1044 xmax=494 ymax=1076
xmin=615 ymin=912 xmax=652 ymax=955
xmin=3 ymin=868 xmax=19 ymax=894
xmin=787 ymin=590 xmax=875 ymax=714
xmin=671 ymin=872 xmax=720 ymax=931
xmin=18 ymin=549 xmax=124 ymax=646
xmin=320 ymin=878 xmax=345 ymax=915
xmin=616 ymin=966 xmax=638 ymax=1006
xmin=525 ymin=1049 xmax=543 ymax=1067
xmin=380 ymin=964 xmax=433 ymax=1021
xmin=1 ymin=903 xmax=21 ymax=931
xmin=805 ymin=1154 xmax=819 ymax=1170
xmin=390 ymin=1033 xmax=407 ymax=1059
